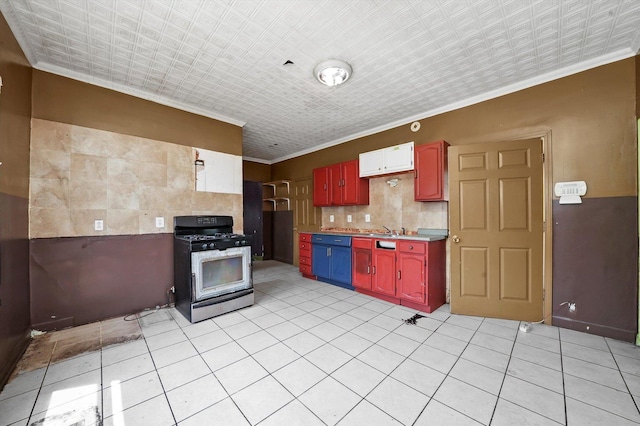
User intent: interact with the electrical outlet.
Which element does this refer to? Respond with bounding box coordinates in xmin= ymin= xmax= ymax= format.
xmin=94 ymin=220 xmax=104 ymax=231
xmin=347 ymin=215 xmax=352 ymax=223
xmin=365 ymin=214 xmax=371 ymax=222
xmin=155 ymin=217 xmax=165 ymax=228
xmin=568 ymin=302 xmax=576 ymax=313
xmin=329 ymin=215 xmax=335 ymax=222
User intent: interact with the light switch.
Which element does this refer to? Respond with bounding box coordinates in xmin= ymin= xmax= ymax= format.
xmin=365 ymin=214 xmax=371 ymax=222
xmin=94 ymin=220 xmax=104 ymax=231
xmin=155 ymin=217 xmax=165 ymax=228
xmin=347 ymin=215 xmax=352 ymax=223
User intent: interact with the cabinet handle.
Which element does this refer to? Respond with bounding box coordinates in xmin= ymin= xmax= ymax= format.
xmin=409 ymin=245 xmax=413 ymax=250
xmin=398 ymin=271 xmax=401 ymax=280
xmin=327 ymin=247 xmax=331 ymax=256
xmin=367 ymin=266 xmax=370 ymax=274
xmin=372 ymin=266 xmax=376 ymax=275
xmin=324 ymin=183 xmax=327 ymax=190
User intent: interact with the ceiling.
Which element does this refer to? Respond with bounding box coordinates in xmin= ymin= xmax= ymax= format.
xmin=1 ymin=1 xmax=639 ymax=164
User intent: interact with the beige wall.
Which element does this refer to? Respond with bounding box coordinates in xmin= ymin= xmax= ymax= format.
xmin=30 ymin=119 xmax=243 ymax=238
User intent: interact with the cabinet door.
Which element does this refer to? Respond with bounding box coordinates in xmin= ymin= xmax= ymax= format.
xmin=353 ymin=248 xmax=372 ymax=290
xmin=359 ymin=150 xmax=383 ymax=177
xmin=330 ymin=245 xmax=352 ymax=285
xmin=372 ymin=249 xmax=396 ymax=296
xmin=414 ymin=141 xmax=448 ymax=201
xmin=397 ymin=253 xmax=426 ymax=304
xmin=313 ymin=167 xmax=330 ymax=206
xmin=342 ymin=160 xmax=369 ymax=205
xmin=328 ymin=164 xmax=343 ymax=205
xmin=383 ymin=141 xmax=414 ymax=174
xmin=312 ymin=244 xmax=331 ymax=279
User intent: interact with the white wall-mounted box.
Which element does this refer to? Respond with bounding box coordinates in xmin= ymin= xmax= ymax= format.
xmin=359 ymin=141 xmax=414 ymax=177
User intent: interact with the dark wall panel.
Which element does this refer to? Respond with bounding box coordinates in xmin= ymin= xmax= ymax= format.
xmin=552 ymin=197 xmax=638 ymax=341
xmin=30 ymin=234 xmax=173 ymax=331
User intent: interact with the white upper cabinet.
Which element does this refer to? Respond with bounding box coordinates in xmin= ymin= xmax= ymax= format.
xmin=359 ymin=141 xmax=414 ymax=177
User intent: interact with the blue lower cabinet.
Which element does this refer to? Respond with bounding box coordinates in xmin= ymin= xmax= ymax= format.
xmin=311 ymin=234 xmax=353 ymax=290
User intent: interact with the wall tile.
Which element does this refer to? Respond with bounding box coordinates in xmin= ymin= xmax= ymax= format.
xmin=108 ymin=185 xmax=139 ymax=210
xmin=70 ymin=154 xmax=108 ymax=183
xmin=139 ymin=211 xmax=170 ymax=234
xmin=69 ymin=180 xmax=108 ymax=210
xmin=30 ymin=178 xmax=69 ymax=208
xmin=136 ymin=162 xmax=167 ymax=187
xmin=107 ymin=209 xmax=140 ymax=235
xmin=70 ymin=209 xmax=107 ymax=237
xmin=71 ymin=125 xmax=119 ymax=157
xmin=31 ymin=119 xmax=72 ymax=152
xmin=138 ymin=187 xmax=169 ymax=210
xmin=107 ymin=158 xmax=138 ymax=185
xmin=30 ymin=149 xmax=70 ymax=179
xmin=30 ymin=208 xmax=72 ymax=238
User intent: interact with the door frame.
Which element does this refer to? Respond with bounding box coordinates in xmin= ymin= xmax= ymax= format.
xmin=449 ymin=130 xmax=553 ymax=323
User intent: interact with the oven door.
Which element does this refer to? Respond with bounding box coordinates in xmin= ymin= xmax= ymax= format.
xmin=191 ymin=246 xmax=252 ymax=302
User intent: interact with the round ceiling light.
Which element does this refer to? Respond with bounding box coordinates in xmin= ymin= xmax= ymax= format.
xmin=314 ymin=59 xmax=352 ymax=87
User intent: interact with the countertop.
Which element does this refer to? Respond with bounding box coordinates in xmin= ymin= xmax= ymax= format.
xmin=312 ymin=229 xmax=447 ymax=242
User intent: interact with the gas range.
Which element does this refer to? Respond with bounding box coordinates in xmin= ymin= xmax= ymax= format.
xmin=177 ymin=233 xmax=251 ymax=251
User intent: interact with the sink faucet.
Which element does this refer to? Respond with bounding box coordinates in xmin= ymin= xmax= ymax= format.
xmin=382 ymin=225 xmax=392 ymax=234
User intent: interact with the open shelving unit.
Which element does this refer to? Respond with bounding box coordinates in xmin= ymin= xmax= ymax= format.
xmin=263 ymin=180 xmax=291 ymax=210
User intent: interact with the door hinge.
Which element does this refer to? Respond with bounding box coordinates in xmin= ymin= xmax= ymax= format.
xmin=543 ymin=289 xmax=546 ymax=301
xmin=541 ymin=153 xmax=545 ymax=162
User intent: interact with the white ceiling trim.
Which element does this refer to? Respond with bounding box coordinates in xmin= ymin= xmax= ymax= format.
xmin=267 ymin=47 xmax=637 ymax=165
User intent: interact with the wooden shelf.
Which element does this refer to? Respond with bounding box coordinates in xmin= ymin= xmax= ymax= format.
xmin=263 ymin=180 xmax=291 ymax=211
xmin=263 ymin=197 xmax=290 ymax=210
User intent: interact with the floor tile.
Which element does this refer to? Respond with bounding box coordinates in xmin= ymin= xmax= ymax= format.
xmin=275 ymin=305 xmax=306 ymax=320
xmin=236 ymin=329 xmax=279 ymax=354
xmin=231 ymin=376 xmax=294 ymax=425
xmin=200 ymin=341 xmax=249 ymax=372
xmin=562 ymin=341 xmax=617 ymax=369
xmin=460 ymin=344 xmax=510 ymax=373
xmin=189 ymin=329 xmax=233 ymax=353
xmin=351 ymin=322 xmax=389 ymax=343
xmin=139 ymin=315 xmax=180 ymax=338
xmin=265 ymin=321 xmax=304 ymax=341
xmin=424 ymin=332 xmax=468 ymax=356
xmin=491 ymin=398 xmax=562 ymax=426
xmin=238 ymin=304 xmax=272 ymax=320
xmin=0 ymin=389 xmax=38 ymax=426
xmin=101 ymin=339 xmax=149 ymax=367
xmin=145 ymin=328 xmax=187 ymax=351
xmin=433 ymin=376 xmax=497 ymax=425
xmin=560 ymin=328 xmax=609 ymax=351
xmin=409 ymin=344 xmax=459 ymax=374
xmin=42 ymin=351 xmax=101 ymax=386
xmin=566 ymin=396 xmax=639 ymax=426
xmin=283 ymin=331 xmax=325 ymax=355
xmin=449 ymin=358 xmax=505 ymax=395
xmin=103 ymin=394 xmax=174 ymax=426
xmin=392 ymin=322 xmax=433 ymax=343
xmin=445 ymin=314 xmax=483 ymax=331
xmin=332 ymin=358 xmax=386 ymax=397
xmin=366 ymin=376 xmax=430 ymax=425
xmin=368 ymin=314 xmax=403 ymax=331
xmin=102 ymin=371 xmax=164 ymax=418
xmin=166 ymin=374 xmax=228 ymax=422
xmin=298 ymin=377 xmax=361 ymax=426
xmin=252 ymin=342 xmax=300 ymax=373
xmin=436 ymin=322 xmax=476 ymax=342
xmin=304 ymin=343 xmax=352 ymax=374
xmin=33 ymin=369 xmax=101 ymax=416
xmin=308 ymin=322 xmax=347 ymax=341
xmin=0 ymin=368 xmax=45 ymax=401
xmin=414 ymin=399 xmax=482 ymax=425
xmin=330 ymin=332 xmax=374 ymax=357
xmin=337 ymin=399 xmax=402 ymax=425
xmin=250 ymin=312 xmax=286 ymax=329
xmin=178 ymin=397 xmax=250 ymax=426
xmin=564 ymin=374 xmax=640 ymax=422
xmin=506 ymin=357 xmax=564 ymax=394
xmin=469 ymin=332 xmax=513 ymax=355
xmin=272 ymin=357 xmax=326 ymax=397
xmin=181 ymin=319 xmax=221 ymax=339
xmin=291 ymin=313 xmax=325 ymax=330
xmin=224 ymin=321 xmax=262 ymax=340
xmin=29 ymin=391 xmax=101 ymax=426
xmin=614 ymin=352 xmax=640 ymax=376
xmin=215 ymin=356 xmax=268 ymax=395
xmin=562 ymin=355 xmax=626 ymax=392
xmin=357 ymin=344 xmax=405 ymax=374
xmin=157 ymin=355 xmax=211 ymax=391
xmin=391 ymin=358 xmax=445 ymax=397
xmin=516 ymin=332 xmax=560 ymax=354
xmin=213 ymin=311 xmax=248 ymax=329
xmin=311 ymin=306 xmax=343 ymax=321
xmin=607 ymin=337 xmax=640 ymax=360
xmin=622 ymin=370 xmax=640 ymax=396
xmin=150 ymin=340 xmax=199 ymax=369
xmin=499 ymin=376 xmax=565 ymax=424
xmin=329 ymin=313 xmax=364 ymax=331
xmin=102 ymin=353 xmax=155 ymax=385
xmin=476 ymin=321 xmax=518 ymax=340
xmin=348 ymin=306 xmax=379 ymax=321
xmin=377 ymin=332 xmax=422 ymax=357
xmin=511 ymin=342 xmax=562 ymax=371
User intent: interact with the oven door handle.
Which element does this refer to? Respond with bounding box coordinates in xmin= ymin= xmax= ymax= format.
xmin=191 ymin=273 xmax=197 ymax=300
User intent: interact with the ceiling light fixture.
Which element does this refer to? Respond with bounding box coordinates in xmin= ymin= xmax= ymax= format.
xmin=314 ymin=59 xmax=352 ymax=87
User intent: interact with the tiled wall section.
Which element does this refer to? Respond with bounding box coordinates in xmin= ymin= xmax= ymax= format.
xmin=320 ymin=174 xmax=448 ymax=233
xmin=29 ymin=118 xmax=243 ymax=238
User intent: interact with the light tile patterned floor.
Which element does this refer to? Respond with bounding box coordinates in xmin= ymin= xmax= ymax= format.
xmin=2 ymin=260 xmax=640 ymax=425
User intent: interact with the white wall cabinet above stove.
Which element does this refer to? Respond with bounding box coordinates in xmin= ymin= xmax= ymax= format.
xmin=359 ymin=141 xmax=414 ymax=177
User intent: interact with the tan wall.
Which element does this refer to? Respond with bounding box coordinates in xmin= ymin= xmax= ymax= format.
xmin=243 ymin=160 xmax=271 ymax=182
xmin=32 ymin=70 xmax=243 ymax=156
xmin=273 ymin=58 xmax=638 ymax=199
xmin=30 ymin=119 xmax=243 ymax=237
xmin=0 ymin=11 xmax=32 ymax=388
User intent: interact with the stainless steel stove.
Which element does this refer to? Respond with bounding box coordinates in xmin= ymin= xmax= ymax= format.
xmin=173 ymin=215 xmax=253 ymax=323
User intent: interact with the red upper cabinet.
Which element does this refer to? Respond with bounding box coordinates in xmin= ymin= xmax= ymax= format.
xmin=414 ymin=140 xmax=449 ymax=201
xmin=313 ymin=160 xmax=369 ymax=206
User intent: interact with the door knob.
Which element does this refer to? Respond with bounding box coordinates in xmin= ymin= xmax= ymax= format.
xmin=452 ymin=235 xmax=460 ymax=243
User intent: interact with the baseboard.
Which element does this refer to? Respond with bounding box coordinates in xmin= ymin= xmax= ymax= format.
xmin=0 ymin=330 xmax=31 ymax=392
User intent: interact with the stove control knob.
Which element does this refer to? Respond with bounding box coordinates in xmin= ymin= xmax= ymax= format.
xmin=201 ymin=244 xmax=208 ymax=250
xmin=209 ymin=243 xmax=216 ymax=249
xmin=234 ymin=240 xmax=240 ymax=246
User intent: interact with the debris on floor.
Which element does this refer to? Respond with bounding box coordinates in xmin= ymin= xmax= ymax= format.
xmin=403 ymin=313 xmax=426 ymax=325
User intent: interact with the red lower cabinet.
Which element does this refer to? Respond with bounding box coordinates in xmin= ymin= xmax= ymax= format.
xmin=352 ymin=237 xmax=446 ymax=313
xmin=299 ymin=233 xmax=315 ymax=279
